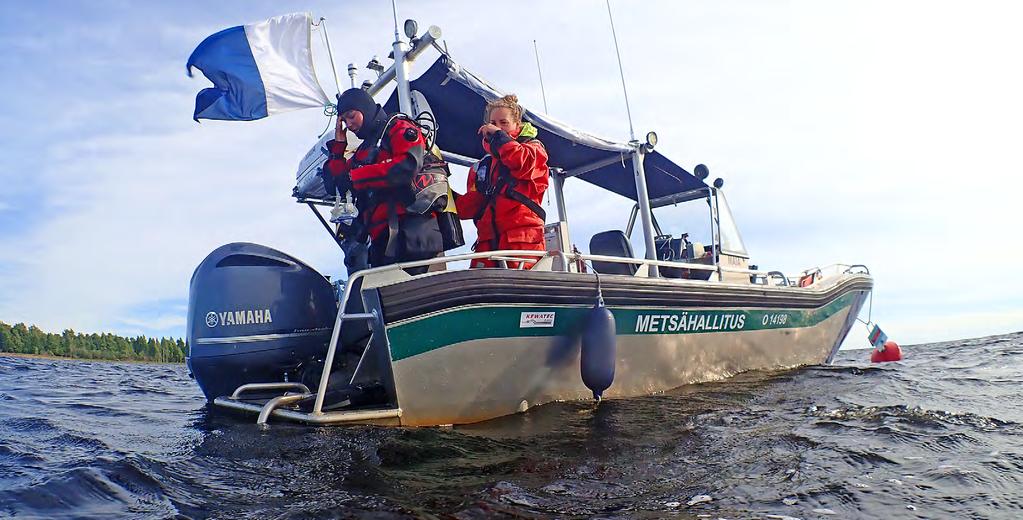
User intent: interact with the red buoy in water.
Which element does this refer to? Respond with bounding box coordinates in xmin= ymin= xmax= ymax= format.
xmin=871 ymin=340 xmax=902 ymax=363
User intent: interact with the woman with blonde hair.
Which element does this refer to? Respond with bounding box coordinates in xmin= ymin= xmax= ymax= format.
xmin=455 ymin=94 xmax=549 ymax=268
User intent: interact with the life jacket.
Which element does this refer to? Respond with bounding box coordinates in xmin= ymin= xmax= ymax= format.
xmin=471 ymin=124 xmax=547 ymax=248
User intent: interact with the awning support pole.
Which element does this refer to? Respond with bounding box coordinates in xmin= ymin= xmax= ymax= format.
xmin=711 ymin=188 xmax=723 ymax=281
xmin=551 ymin=169 xmax=568 ymax=224
xmin=392 ymin=38 xmax=413 ymax=114
xmin=630 ymin=145 xmax=659 ymax=277
xmin=550 ymin=168 xmax=572 ymax=272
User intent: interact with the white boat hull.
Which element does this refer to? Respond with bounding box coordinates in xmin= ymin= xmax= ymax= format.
xmin=381 ymin=272 xmax=870 ymax=426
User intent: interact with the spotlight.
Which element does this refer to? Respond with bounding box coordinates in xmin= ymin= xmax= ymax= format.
xmin=694 ymin=163 xmax=709 ymax=180
xmin=404 ymin=19 xmax=419 ymax=40
xmin=713 ymin=178 xmax=725 ymax=189
xmin=643 ymin=131 xmax=658 ymax=152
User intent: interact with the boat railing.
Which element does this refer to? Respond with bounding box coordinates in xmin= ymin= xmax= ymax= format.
xmin=554 ymin=251 xmax=832 ymax=287
xmin=791 ymin=263 xmax=872 ymax=286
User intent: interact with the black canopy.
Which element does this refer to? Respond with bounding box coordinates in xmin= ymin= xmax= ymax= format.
xmin=294 ymin=55 xmax=706 ymax=201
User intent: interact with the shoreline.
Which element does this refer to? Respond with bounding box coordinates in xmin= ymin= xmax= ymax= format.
xmin=0 ymin=351 xmax=183 ymax=365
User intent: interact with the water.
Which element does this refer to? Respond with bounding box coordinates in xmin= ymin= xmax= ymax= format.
xmin=1 ymin=332 xmax=1022 ymax=519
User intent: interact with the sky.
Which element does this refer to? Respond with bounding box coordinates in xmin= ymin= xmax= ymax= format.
xmin=0 ymin=0 xmax=1020 ymax=348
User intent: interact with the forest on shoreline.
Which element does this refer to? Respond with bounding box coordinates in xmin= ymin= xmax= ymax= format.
xmin=0 ymin=321 xmax=186 ymax=363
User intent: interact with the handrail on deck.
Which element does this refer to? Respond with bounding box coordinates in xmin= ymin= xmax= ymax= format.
xmin=229 ymin=382 xmax=311 ymax=400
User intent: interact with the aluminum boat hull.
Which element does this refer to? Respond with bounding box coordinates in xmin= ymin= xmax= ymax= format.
xmin=370 ymin=269 xmax=871 ymax=426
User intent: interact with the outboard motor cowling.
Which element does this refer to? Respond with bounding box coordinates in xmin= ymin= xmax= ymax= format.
xmin=186 ymin=243 xmax=337 ymax=401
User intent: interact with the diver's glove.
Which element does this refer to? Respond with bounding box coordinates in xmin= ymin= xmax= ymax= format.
xmin=318 ymin=167 xmax=338 ymax=197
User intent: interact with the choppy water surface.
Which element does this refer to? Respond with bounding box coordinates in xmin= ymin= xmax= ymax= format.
xmin=2 ymin=332 xmax=1022 ymax=519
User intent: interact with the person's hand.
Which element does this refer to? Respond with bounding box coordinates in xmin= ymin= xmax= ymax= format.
xmin=335 ymin=118 xmax=347 ymax=143
xmin=478 ymin=123 xmax=500 ymax=137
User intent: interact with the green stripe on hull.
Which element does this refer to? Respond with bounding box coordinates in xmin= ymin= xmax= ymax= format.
xmin=387 ymin=292 xmax=857 ymax=362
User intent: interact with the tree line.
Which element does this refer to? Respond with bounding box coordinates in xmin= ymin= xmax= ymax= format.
xmin=0 ymin=321 xmax=186 ymax=363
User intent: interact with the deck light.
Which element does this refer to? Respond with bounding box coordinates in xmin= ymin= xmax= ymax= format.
xmin=644 ymin=131 xmax=658 ymax=152
xmin=694 ymin=163 xmax=709 ymax=180
xmin=713 ymin=178 xmax=725 ymax=189
xmin=404 ymin=19 xmax=419 ymax=40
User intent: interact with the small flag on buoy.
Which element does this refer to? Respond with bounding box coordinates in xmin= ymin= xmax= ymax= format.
xmin=868 ymin=324 xmax=887 ymax=349
xmin=868 ymin=323 xmax=902 ymax=362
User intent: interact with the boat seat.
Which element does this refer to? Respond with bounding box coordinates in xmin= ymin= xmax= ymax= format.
xmin=589 ymin=230 xmax=638 ymax=275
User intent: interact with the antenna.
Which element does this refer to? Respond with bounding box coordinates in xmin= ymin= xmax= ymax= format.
xmin=390 ymin=0 xmax=401 ymax=41
xmin=533 ymin=39 xmax=550 ymax=114
xmin=605 ymin=0 xmax=636 ymax=141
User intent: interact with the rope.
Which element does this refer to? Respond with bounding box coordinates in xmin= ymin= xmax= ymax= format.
xmin=578 ymin=258 xmax=605 ymax=306
xmin=317 ymin=111 xmax=336 ymax=139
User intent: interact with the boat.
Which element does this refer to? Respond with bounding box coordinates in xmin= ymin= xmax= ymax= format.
xmin=185 ymin=20 xmax=873 ymax=426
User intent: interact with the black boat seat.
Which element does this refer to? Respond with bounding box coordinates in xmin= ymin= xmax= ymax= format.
xmin=589 ymin=230 xmax=638 ymax=275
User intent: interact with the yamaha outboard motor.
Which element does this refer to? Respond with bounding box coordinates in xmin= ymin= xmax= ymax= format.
xmin=186 ymin=243 xmax=337 ymax=401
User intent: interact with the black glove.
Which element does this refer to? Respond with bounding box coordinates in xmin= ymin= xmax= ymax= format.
xmin=318 ymin=167 xmax=338 ymax=197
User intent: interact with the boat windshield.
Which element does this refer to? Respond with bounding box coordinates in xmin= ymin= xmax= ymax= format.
xmin=650 ymin=190 xmax=748 ymax=258
xmin=652 ymin=199 xmax=714 ymax=249
xmin=715 ymin=191 xmax=748 ymax=257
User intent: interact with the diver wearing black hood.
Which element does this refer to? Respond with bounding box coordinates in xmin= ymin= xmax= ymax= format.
xmin=336 ymin=87 xmax=389 ymax=141
xmin=321 ymin=88 xmax=443 ymax=273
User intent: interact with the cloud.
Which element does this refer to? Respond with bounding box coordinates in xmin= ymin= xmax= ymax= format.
xmin=1 ymin=0 xmax=1021 ymax=345
xmin=0 ymin=93 xmax=341 ymax=336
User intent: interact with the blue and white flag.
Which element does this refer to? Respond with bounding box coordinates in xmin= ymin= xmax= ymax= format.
xmin=186 ymin=12 xmax=330 ymax=122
